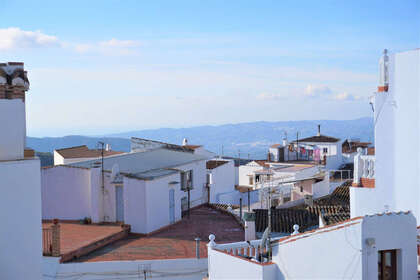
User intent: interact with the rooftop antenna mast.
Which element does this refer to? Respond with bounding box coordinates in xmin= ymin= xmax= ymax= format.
xmin=97 ymin=141 xmax=105 ymax=221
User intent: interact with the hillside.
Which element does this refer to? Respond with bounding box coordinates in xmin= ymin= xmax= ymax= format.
xmin=28 ymin=118 xmax=373 ymax=159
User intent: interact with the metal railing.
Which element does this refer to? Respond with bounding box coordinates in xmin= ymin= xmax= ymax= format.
xmin=42 ymin=227 xmax=52 ymax=256
xmin=329 ymin=169 xmax=353 ymax=182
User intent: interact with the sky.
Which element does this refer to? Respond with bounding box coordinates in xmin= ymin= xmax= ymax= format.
xmin=1 ymin=0 xmax=419 ymax=137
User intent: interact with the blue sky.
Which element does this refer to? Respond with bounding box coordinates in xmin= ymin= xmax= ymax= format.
xmin=1 ymin=0 xmax=419 ymax=137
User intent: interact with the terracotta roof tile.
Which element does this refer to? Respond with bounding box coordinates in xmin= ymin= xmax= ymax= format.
xmin=55 ymin=145 xmax=124 ymax=159
xmin=292 ymin=135 xmax=340 ymax=143
xmin=206 ymin=160 xmax=229 ymax=170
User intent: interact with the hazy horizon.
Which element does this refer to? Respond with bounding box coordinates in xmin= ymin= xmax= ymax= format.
xmin=28 ymin=116 xmax=372 ymax=138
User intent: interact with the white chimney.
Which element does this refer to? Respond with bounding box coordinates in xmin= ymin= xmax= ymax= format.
xmin=182 ymin=138 xmax=188 ymax=146
xmin=105 ymin=144 xmax=111 ymax=151
xmin=317 ymin=124 xmax=321 ymax=136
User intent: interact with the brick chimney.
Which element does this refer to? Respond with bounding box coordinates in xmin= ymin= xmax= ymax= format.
xmin=0 ymin=62 xmax=30 ymax=161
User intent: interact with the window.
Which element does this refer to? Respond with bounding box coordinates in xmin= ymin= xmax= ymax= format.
xmin=323 ymin=147 xmax=328 ymax=154
xmin=255 ymin=175 xmax=260 ymax=183
xmin=181 ymin=170 xmax=193 ymax=191
xmin=249 ymin=176 xmax=254 ymax=185
xmin=378 ymin=250 xmax=397 ymax=280
xmin=300 ymin=186 xmax=303 ymax=192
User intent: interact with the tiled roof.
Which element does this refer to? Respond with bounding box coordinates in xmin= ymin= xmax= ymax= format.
xmin=254 ymin=160 xmax=269 ymax=167
xmin=270 ymin=144 xmax=282 ymax=148
xmin=183 ymin=145 xmax=202 ymax=150
xmin=254 ymin=180 xmax=351 ymax=233
xmin=55 ymin=145 xmax=123 ymax=159
xmin=292 ymin=135 xmax=340 ymax=143
xmin=342 ymin=140 xmax=371 ymax=154
xmin=206 ymin=160 xmax=229 ymax=170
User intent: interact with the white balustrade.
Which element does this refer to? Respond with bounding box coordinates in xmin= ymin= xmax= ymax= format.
xmin=210 ymin=237 xmax=264 ymax=260
xmin=354 ymin=150 xmax=375 ymax=184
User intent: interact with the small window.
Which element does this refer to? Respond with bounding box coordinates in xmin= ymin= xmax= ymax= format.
xmin=249 ymin=176 xmax=254 ymax=185
xmin=181 ymin=170 xmax=193 ymax=191
xmin=300 ymin=186 xmax=303 ymax=192
xmin=323 ymin=147 xmax=328 ymax=153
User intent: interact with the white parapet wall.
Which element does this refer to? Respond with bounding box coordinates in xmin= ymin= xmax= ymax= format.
xmin=0 ymin=158 xmax=42 ymax=280
xmin=207 ymin=212 xmax=417 ymax=279
xmin=43 ymin=257 xmax=208 ymax=280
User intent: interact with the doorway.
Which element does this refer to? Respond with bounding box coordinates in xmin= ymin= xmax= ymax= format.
xmin=115 ymin=185 xmax=124 ymax=223
xmin=378 ymin=250 xmax=397 ymax=280
xmin=169 ymin=189 xmax=175 ymax=224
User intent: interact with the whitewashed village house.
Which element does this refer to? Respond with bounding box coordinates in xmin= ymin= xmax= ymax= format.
xmin=206 ymin=49 xmax=420 ymax=279
xmin=42 ymin=139 xmax=211 ymax=234
xmin=206 ymin=159 xmax=236 ymax=203
xmin=0 ymin=62 xmax=43 ymax=280
xmin=238 ymin=160 xmax=329 ymax=207
xmin=268 ymin=125 xmax=343 ymax=170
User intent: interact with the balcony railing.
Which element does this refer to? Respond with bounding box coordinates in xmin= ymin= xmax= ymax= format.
xmin=214 ymin=239 xmax=268 ymax=261
xmin=354 ymin=153 xmax=375 ymax=185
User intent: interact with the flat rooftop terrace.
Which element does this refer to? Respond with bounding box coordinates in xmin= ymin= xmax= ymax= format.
xmin=74 ymin=205 xmax=244 ymax=262
xmin=42 ymin=221 xmax=124 ymax=256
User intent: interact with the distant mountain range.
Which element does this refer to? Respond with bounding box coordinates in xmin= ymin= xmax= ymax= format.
xmin=27 ymin=117 xmax=373 ymax=159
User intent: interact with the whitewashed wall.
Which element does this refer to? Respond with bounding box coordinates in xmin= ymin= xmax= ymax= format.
xmin=311 ymin=173 xmax=329 ymax=198
xmin=0 ymin=159 xmax=42 ymax=280
xmin=208 ymin=249 xmax=278 ymax=280
xmin=41 ymin=166 xmax=92 ymax=220
xmin=0 ymin=99 xmax=25 ymax=160
xmin=354 ymin=50 xmax=420 ymax=224
xmin=361 ymin=213 xmax=417 ymax=279
xmin=43 ymin=257 xmax=208 ymax=280
xmin=123 ymin=176 xmax=147 ymax=233
xmin=391 ymin=50 xmax=420 ymax=223
xmin=238 ymin=164 xmax=262 ymax=187
xmin=209 ymin=160 xmax=235 ymax=203
xmin=53 ymin=151 xmax=98 ymax=166
xmin=144 ymin=173 xmax=182 ymax=233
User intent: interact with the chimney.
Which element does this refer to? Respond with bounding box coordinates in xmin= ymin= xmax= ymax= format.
xmin=182 ymin=138 xmax=188 ymax=146
xmin=105 ymin=144 xmax=111 ymax=151
xmin=378 ymin=49 xmax=389 ymax=92
xmin=317 ymin=124 xmax=321 ymax=136
xmin=0 ymin=62 xmax=30 ymax=161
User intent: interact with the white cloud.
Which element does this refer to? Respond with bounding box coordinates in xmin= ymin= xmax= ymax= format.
xmin=304 ymin=84 xmax=332 ymax=97
xmin=256 ymin=92 xmax=285 ymax=100
xmin=73 ymin=38 xmax=141 ymax=55
xmin=303 ymin=84 xmax=360 ymax=101
xmin=0 ymin=27 xmax=59 ymax=50
xmin=99 ymin=38 xmax=141 ymax=48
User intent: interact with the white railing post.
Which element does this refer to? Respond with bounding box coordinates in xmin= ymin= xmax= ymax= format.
xmin=353 ymin=148 xmax=363 ymax=185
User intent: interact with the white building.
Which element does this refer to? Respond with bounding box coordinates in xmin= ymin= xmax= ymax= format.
xmin=206 ymin=159 xmax=236 ymax=203
xmin=42 ymin=147 xmax=210 ymax=234
xmin=54 ymin=145 xmax=124 ymax=165
xmin=238 ymin=161 xmax=329 ymax=206
xmin=351 ymin=49 xmax=420 ymax=224
xmin=0 ymin=62 xmax=43 ymax=280
xmin=208 ymin=212 xmax=418 ymax=279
